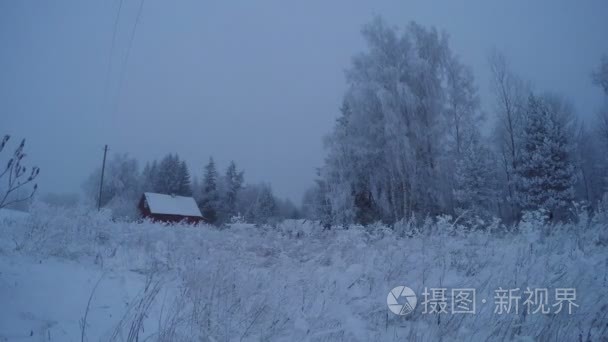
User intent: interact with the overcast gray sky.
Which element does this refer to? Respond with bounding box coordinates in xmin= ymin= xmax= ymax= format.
xmin=1 ymin=0 xmax=607 ymax=202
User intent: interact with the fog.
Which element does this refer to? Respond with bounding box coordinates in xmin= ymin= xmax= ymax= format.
xmin=1 ymin=0 xmax=606 ymax=202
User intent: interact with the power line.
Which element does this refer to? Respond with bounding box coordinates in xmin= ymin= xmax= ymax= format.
xmin=112 ymin=0 xmax=146 ymax=115
xmin=102 ymin=0 xmax=125 ymax=111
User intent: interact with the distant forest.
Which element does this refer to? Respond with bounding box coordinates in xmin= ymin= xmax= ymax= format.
xmin=82 ymin=154 xmax=300 ymax=224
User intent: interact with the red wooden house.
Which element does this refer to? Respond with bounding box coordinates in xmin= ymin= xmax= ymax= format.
xmin=139 ymin=192 xmax=204 ymax=224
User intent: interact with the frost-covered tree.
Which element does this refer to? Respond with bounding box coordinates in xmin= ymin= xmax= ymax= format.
xmin=177 ymin=161 xmax=192 ymax=196
xmin=488 ymin=50 xmax=529 ymax=221
xmin=589 ymin=57 xmax=608 ymax=198
xmin=591 ymin=58 xmax=608 ymax=140
xmin=592 ymin=55 xmax=608 ymax=95
xmin=440 ymin=50 xmax=482 ymax=213
xmin=191 ymin=175 xmax=201 ymax=202
xmin=151 ymin=154 xmax=192 ymax=196
xmin=453 ymin=128 xmax=498 ymax=217
xmin=141 ymin=160 xmax=159 ymax=192
xmin=40 ymin=192 xmax=80 ymax=208
xmin=0 ymin=135 xmax=40 ymax=209
xmin=597 ymin=106 xmax=608 ymax=150
xmin=276 ymin=198 xmax=300 ymax=220
xmin=301 ymin=175 xmax=333 ymax=227
xmin=220 ymin=161 xmax=244 ymax=221
xmin=574 ymin=125 xmax=607 ymax=205
xmin=322 ymin=18 xmax=480 ymax=224
xmin=445 ymin=55 xmax=480 ymax=155
xmin=250 ymin=183 xmax=277 ymax=225
xmin=200 ymin=157 xmax=219 ymax=224
xmin=155 ymin=154 xmax=182 ymax=195
xmin=83 ymin=153 xmax=140 ymax=218
xmin=236 ymin=182 xmax=282 ymax=225
xmin=514 ymin=94 xmax=576 ymax=219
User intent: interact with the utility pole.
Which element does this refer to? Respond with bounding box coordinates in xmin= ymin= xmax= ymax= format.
xmin=97 ymin=145 xmax=108 ymax=211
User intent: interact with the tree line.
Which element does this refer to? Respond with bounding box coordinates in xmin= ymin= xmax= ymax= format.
xmin=302 ymin=18 xmax=608 ymax=227
xmin=83 ymin=154 xmax=299 ymax=224
xmin=9 ymin=17 xmax=607 ymax=228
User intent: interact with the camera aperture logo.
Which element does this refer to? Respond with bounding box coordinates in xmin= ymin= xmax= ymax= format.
xmin=387 ymin=286 xmax=417 ymax=315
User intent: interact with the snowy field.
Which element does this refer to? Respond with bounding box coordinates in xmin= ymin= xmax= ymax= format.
xmin=1 ymin=205 xmax=607 ymax=341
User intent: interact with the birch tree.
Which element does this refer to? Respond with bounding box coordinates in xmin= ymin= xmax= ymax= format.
xmin=322 ymin=18 xmax=481 ymax=224
xmin=488 ymin=50 xmax=528 ymax=221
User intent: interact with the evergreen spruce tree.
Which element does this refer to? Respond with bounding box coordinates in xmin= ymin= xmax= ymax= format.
xmin=156 ymin=154 xmax=182 ymax=195
xmin=200 ymin=157 xmax=219 ymax=223
xmin=453 ymin=128 xmax=498 ymax=218
xmin=141 ymin=160 xmax=159 ymax=192
xmin=514 ymin=94 xmax=576 ymax=219
xmin=253 ymin=184 xmax=276 ymax=225
xmin=177 ymin=161 xmax=192 ymax=196
xmin=222 ymin=161 xmax=244 ymax=220
xmin=141 ymin=162 xmax=152 ymax=191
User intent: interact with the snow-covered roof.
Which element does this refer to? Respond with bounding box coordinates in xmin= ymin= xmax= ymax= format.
xmin=143 ymin=192 xmax=202 ymax=218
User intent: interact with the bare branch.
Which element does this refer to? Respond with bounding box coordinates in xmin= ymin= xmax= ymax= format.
xmin=0 ymin=135 xmax=40 ymax=209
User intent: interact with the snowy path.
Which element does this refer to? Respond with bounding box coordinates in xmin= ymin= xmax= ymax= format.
xmin=0 ymin=256 xmax=151 ymax=342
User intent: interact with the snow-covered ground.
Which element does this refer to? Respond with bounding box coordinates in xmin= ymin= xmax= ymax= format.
xmin=1 ymin=205 xmax=607 ymax=341
xmin=0 ymin=256 xmax=155 ymax=341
